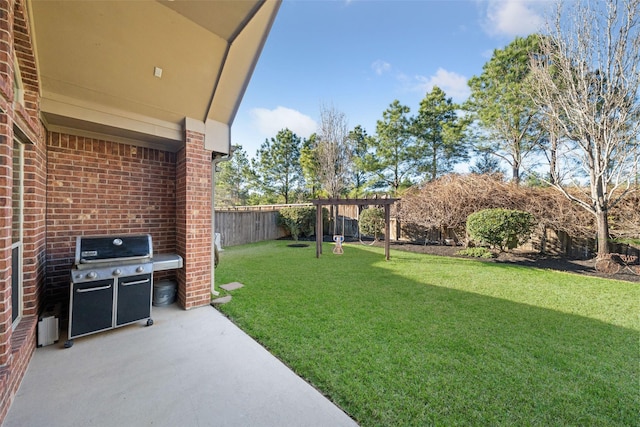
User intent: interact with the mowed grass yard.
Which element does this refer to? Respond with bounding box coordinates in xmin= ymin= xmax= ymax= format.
xmin=215 ymin=241 xmax=639 ymax=427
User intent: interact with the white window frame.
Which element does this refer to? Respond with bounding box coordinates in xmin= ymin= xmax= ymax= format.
xmin=12 ymin=138 xmax=24 ymax=329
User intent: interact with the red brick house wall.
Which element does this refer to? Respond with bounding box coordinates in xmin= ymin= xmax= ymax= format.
xmin=45 ymin=133 xmax=178 ymax=304
xmin=0 ymin=0 xmax=47 ymax=421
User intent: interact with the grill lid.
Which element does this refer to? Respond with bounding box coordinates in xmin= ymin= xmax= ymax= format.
xmin=76 ymin=234 xmax=152 ymax=264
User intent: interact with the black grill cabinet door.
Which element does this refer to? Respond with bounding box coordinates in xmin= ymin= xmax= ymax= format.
xmin=70 ymin=279 xmax=114 ymax=338
xmin=116 ymin=274 xmax=152 ymax=326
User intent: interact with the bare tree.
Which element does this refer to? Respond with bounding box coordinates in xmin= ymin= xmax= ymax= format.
xmin=316 ymin=104 xmax=353 ymax=198
xmin=529 ymin=0 xmax=640 ymax=256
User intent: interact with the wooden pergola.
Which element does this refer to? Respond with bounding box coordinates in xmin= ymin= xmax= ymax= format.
xmin=311 ymin=197 xmax=399 ymax=260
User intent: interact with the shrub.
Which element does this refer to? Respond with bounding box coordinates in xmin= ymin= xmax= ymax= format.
xmin=359 ymin=207 xmax=385 ymax=238
xmin=396 ymin=174 xmax=600 ymax=241
xmin=457 ymin=247 xmax=495 ymax=258
xmin=466 ymin=208 xmax=535 ymax=251
xmin=278 ymin=206 xmax=317 ymax=240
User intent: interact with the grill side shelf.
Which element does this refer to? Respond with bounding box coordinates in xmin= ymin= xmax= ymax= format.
xmin=152 ymin=254 xmax=183 ymax=271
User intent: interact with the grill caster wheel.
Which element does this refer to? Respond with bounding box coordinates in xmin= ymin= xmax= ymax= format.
xmin=64 ymin=340 xmax=73 ymax=348
xmin=146 ymin=319 xmax=154 ymax=327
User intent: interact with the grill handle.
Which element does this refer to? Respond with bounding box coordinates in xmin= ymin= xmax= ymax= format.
xmin=79 ymin=255 xmax=151 ymax=264
xmin=121 ymin=278 xmax=150 ymax=287
xmin=77 ymin=284 xmax=112 ymax=293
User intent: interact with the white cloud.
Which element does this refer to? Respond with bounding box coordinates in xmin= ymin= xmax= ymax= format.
xmin=371 ymin=59 xmax=391 ymax=76
xmin=413 ymin=68 xmax=470 ymax=101
xmin=250 ymin=106 xmax=317 ymax=139
xmin=483 ymin=0 xmax=544 ymax=37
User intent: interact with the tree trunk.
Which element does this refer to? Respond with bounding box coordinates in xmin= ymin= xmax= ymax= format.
xmin=595 ymin=208 xmax=610 ymax=257
xmin=432 ymin=149 xmax=437 ymax=182
xmin=512 ymin=164 xmax=520 ymax=185
xmin=512 ymin=138 xmax=521 ymax=185
xmin=548 ymin=118 xmax=559 ymax=185
xmin=549 ymin=135 xmax=557 ymax=185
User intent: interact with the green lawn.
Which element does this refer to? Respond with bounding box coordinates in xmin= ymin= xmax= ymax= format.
xmin=215 ymin=241 xmax=639 ymax=427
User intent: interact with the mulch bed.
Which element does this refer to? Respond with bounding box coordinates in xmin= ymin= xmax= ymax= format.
xmin=372 ymin=241 xmax=640 ymax=283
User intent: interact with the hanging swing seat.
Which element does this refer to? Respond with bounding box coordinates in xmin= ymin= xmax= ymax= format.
xmin=332 ymin=234 xmax=344 ymax=254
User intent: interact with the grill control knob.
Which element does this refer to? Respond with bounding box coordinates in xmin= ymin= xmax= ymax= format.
xmin=113 ymin=268 xmax=122 ymax=276
xmin=136 ymin=266 xmax=145 ymax=273
xmin=86 ymin=271 xmax=97 ymax=280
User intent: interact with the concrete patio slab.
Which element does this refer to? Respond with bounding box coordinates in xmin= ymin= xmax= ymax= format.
xmin=4 ymin=305 xmax=358 ymax=427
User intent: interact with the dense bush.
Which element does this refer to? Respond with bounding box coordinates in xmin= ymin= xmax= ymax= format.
xmin=278 ymin=206 xmax=317 ymax=240
xmin=359 ymin=207 xmax=385 ymax=238
xmin=397 ymin=174 xmax=595 ymax=241
xmin=467 ymin=208 xmax=535 ymax=251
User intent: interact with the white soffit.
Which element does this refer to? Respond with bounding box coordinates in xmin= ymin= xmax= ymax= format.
xmin=29 ymin=0 xmax=280 ymax=150
xmin=206 ymin=0 xmax=281 ymax=125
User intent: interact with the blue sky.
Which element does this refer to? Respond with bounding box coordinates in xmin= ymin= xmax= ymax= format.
xmin=231 ymin=0 xmax=552 ymax=160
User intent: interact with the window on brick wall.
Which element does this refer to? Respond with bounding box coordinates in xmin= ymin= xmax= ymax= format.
xmin=12 ymin=138 xmax=24 ymax=327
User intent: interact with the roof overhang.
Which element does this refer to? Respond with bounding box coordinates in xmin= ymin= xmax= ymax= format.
xmin=28 ymin=0 xmax=280 ymax=153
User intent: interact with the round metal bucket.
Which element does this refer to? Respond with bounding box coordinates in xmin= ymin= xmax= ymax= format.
xmin=153 ymin=280 xmax=177 ymax=306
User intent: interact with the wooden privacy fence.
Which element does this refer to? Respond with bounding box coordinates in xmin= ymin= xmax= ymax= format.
xmin=215 ymin=203 xmax=367 ymax=247
xmin=215 ymin=205 xmax=289 ymax=247
xmin=215 ymin=203 xmax=338 ymax=247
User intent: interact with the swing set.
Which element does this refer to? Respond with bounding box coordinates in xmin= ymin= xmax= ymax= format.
xmin=311 ymin=197 xmax=399 ymax=260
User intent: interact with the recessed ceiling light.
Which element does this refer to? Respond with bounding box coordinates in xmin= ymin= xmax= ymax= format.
xmin=154 ymin=67 xmax=163 ymax=78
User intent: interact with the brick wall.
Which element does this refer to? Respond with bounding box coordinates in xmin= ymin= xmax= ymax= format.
xmin=45 ymin=133 xmax=177 ymax=305
xmin=0 ymin=112 xmax=13 ymax=371
xmin=0 ymin=314 xmax=36 ymax=421
xmin=22 ymin=138 xmax=47 ymax=317
xmin=0 ymin=0 xmax=16 ymax=375
xmin=0 ymin=0 xmax=47 ymax=423
xmin=176 ymin=130 xmax=212 ymax=309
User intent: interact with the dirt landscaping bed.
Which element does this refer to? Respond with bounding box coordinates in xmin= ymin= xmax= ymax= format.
xmin=373 ymin=241 xmax=640 ymax=283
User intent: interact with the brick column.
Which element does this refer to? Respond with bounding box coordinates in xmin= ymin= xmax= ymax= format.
xmin=176 ymin=129 xmax=212 ymax=309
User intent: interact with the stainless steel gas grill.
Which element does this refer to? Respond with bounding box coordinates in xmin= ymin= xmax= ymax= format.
xmin=66 ymin=234 xmax=154 ymax=348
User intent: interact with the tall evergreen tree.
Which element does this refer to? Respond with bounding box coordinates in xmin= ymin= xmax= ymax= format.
xmin=215 ymin=146 xmax=253 ymax=207
xmin=466 ymin=34 xmax=543 ymax=184
xmin=299 ymin=133 xmax=322 ymax=198
xmin=365 ymin=100 xmax=416 ymax=195
xmin=412 ymin=86 xmax=468 ymax=181
xmin=347 ymin=125 xmax=373 ymax=197
xmin=470 ymin=148 xmax=504 ymax=175
xmin=252 ymin=128 xmax=303 ymax=204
